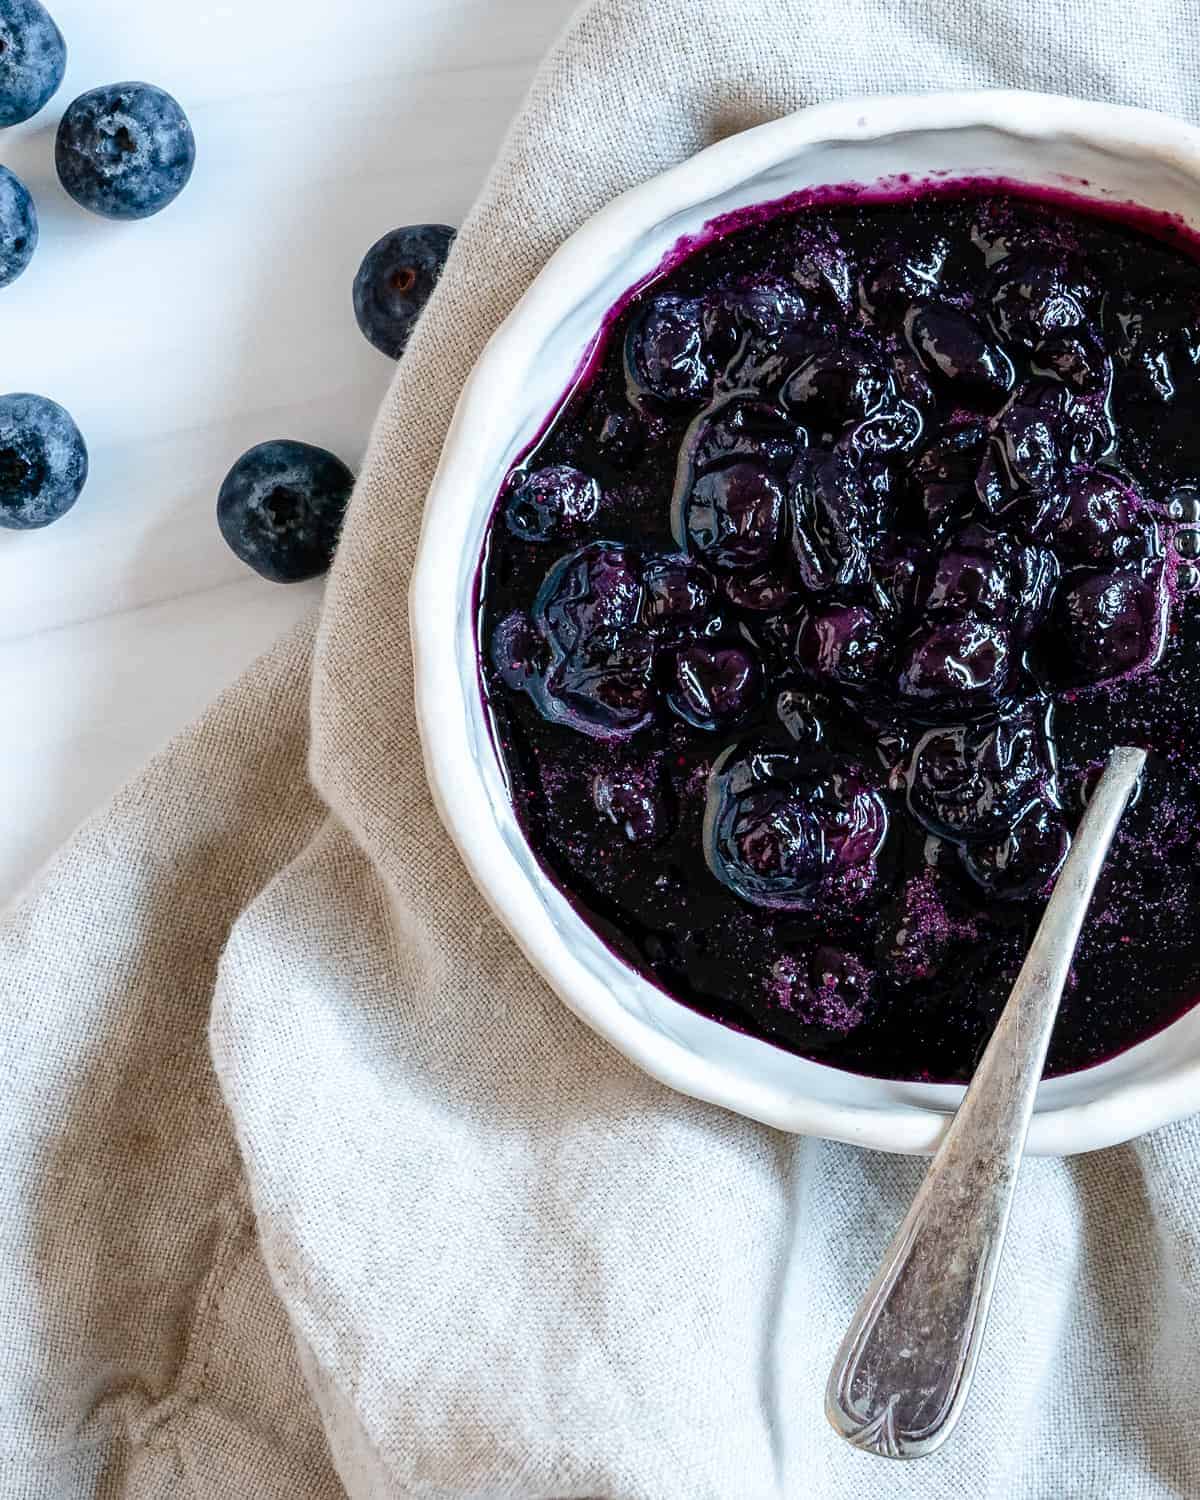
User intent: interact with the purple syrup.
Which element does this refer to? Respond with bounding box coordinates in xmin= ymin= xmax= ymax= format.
xmin=477 ymin=182 xmax=1200 ymax=1084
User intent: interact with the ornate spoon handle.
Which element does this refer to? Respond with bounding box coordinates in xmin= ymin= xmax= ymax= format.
xmin=825 ymin=746 xmax=1147 ymax=1461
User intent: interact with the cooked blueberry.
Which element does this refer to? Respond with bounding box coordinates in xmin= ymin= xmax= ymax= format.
xmin=767 ymin=946 xmax=869 ymax=1034
xmin=719 ymin=568 xmax=799 ymax=613
xmin=0 ymin=165 xmax=36 ymax=288
xmin=490 ymin=611 xmax=545 ymax=690
xmin=56 ymin=83 xmax=195 ymax=220
xmin=352 ymin=224 xmax=455 ymax=359
xmin=904 ymin=304 xmax=1015 ymax=407
xmin=873 ymin=544 xmax=932 ymax=618
xmin=1032 ymin=328 xmax=1110 ymax=392
xmin=847 ymin=400 xmax=925 ymax=457
xmin=700 ymin=278 xmax=808 ymax=367
xmin=0 ymin=0 xmax=65 ymax=126
xmin=705 ymin=745 xmax=888 ymax=911
xmin=911 ymin=420 xmax=989 ymax=541
xmin=779 ymin=343 xmax=889 ymax=432
xmin=625 ymin=295 xmax=711 ymax=404
xmin=680 ymin=461 xmax=783 ymax=572
xmin=923 ymin=524 xmax=1014 ymax=620
xmin=988 ymin=259 xmax=1090 ymax=348
xmin=1011 ymin=544 xmax=1060 ymax=637
xmin=0 ymin=391 xmax=87 ymax=530
xmin=529 ymin=542 xmax=656 ymax=737
xmin=793 ymin=237 xmax=856 ymax=318
xmin=857 ymin=238 xmax=949 ymax=325
xmin=504 ymin=464 xmax=600 ymax=543
xmin=776 ymin=689 xmax=825 ymax=746
xmin=787 ymin=447 xmax=880 ymax=592
xmin=217 ymin=439 xmax=354 ymax=582
xmin=682 ymin=399 xmax=798 ymax=474
xmin=1110 ymin=291 xmax=1200 ymax=404
xmin=666 ymin=641 xmax=759 ymax=729
xmin=898 ymin=615 xmax=1010 ymax=710
xmin=1056 ymin=468 xmax=1148 ymax=566
xmin=796 ymin=604 xmax=891 ymax=690
xmin=592 ymin=766 xmax=666 ymax=842
xmin=960 ymin=799 xmax=1070 ymax=899
xmin=905 ymin=707 xmax=1052 ymax=841
xmin=1052 ymin=566 xmax=1168 ymax=684
xmin=639 ymin=553 xmax=716 ymax=637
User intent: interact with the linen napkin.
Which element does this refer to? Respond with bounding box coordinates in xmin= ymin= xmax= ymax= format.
xmin=7 ymin=1 xmax=1200 ymax=1496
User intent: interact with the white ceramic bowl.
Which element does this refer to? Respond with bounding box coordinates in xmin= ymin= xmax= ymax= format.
xmin=412 ymin=89 xmax=1200 ymax=1156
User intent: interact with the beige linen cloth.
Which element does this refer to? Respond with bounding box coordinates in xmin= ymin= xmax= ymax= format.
xmin=8 ymin=1 xmax=1200 ymax=1496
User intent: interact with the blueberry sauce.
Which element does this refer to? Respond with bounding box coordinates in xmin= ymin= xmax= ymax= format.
xmin=477 ymin=183 xmax=1200 ymax=1084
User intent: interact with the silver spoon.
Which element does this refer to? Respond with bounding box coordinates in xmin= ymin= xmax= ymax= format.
xmin=825 ymin=745 xmax=1147 ymax=1461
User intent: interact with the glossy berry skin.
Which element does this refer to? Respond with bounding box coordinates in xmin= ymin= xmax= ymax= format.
xmin=591 ymin=766 xmax=666 ymax=843
xmin=625 ymin=295 xmax=710 ymax=404
xmin=217 ymin=440 xmax=355 ymax=583
xmin=779 ymin=343 xmax=889 ymax=430
xmin=56 ymin=83 xmax=195 ymax=220
xmin=796 ymin=603 xmax=890 ymax=690
xmin=504 ymin=465 xmax=599 ymax=543
xmin=0 ymin=165 xmax=36 ymax=287
xmin=0 ymin=0 xmax=65 ymax=126
xmin=1055 ymin=468 xmax=1149 ymax=566
xmin=665 ymin=641 xmax=759 ymax=730
xmin=353 ymin=223 xmax=455 ymax=359
xmin=705 ymin=745 xmax=888 ymax=912
xmin=527 ymin=542 xmax=656 ymax=738
xmin=960 ymin=798 xmax=1070 ymax=899
xmin=639 ymin=553 xmax=716 ymax=638
xmin=987 ymin=259 xmax=1089 ymax=349
xmin=0 ymin=392 xmax=87 ymax=529
xmin=681 ymin=461 xmax=784 ymax=572
xmin=905 ymin=709 xmax=1051 ymax=843
xmin=904 ymin=304 xmax=1015 ymax=407
xmin=1053 ymin=566 xmax=1168 ymax=685
xmin=912 ymin=421 xmax=988 ymax=541
xmin=898 ymin=615 xmax=1011 ymax=712
xmin=923 ymin=524 xmax=1015 ymax=620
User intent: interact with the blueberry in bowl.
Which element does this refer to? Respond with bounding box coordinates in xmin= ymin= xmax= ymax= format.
xmin=414 ymin=93 xmax=1200 ymax=1156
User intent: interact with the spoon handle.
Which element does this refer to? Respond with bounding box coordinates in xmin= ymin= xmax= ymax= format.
xmin=825 ymin=746 xmax=1147 ymax=1461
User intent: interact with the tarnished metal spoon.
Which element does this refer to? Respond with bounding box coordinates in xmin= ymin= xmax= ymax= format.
xmin=825 ymin=745 xmax=1147 ymax=1461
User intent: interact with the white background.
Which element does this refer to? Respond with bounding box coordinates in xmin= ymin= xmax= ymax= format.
xmin=0 ymin=0 xmax=576 ymax=903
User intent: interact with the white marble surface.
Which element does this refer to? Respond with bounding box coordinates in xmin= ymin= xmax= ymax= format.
xmin=0 ymin=0 xmax=575 ymax=903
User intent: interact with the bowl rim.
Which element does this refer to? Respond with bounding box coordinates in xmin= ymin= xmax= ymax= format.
xmin=411 ymin=88 xmax=1200 ymax=1157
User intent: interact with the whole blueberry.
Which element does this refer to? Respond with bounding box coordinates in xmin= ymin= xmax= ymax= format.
xmin=0 ymin=0 xmax=65 ymax=127
xmin=0 ymin=392 xmax=87 ymax=530
xmin=217 ymin=440 xmax=355 ymax=583
xmin=0 ymin=165 xmax=36 ymax=287
xmin=352 ymin=223 xmax=455 ymax=359
xmin=55 ymin=83 xmax=195 ymax=220
xmin=897 ymin=615 xmax=1011 ymax=711
xmin=504 ymin=464 xmax=600 ymax=543
xmin=904 ymin=304 xmax=1015 ymax=408
xmin=665 ymin=641 xmax=759 ymax=730
xmin=960 ymin=799 xmax=1070 ymax=900
xmin=796 ymin=603 xmax=891 ymax=691
xmin=1052 ymin=567 xmax=1168 ymax=685
xmin=680 ymin=461 xmax=784 ymax=572
xmin=905 ymin=708 xmax=1052 ymax=843
xmin=591 ymin=765 xmax=667 ymax=843
xmin=625 ymin=295 xmax=711 ymax=405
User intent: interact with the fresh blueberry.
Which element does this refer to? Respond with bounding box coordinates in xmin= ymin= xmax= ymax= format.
xmin=904 ymin=304 xmax=1015 ymax=407
xmin=625 ymin=295 xmax=711 ymax=405
xmin=665 ymin=641 xmax=759 ymax=730
xmin=0 ymin=165 xmax=36 ymax=287
xmin=679 ymin=460 xmax=784 ymax=572
xmin=0 ymin=0 xmax=65 ymax=126
xmin=959 ymin=798 xmax=1070 ymax=900
xmin=911 ymin=420 xmax=989 ymax=542
xmin=216 ymin=439 xmax=354 ymax=583
xmin=528 ymin=541 xmax=656 ymax=738
xmin=591 ymin=766 xmax=667 ymax=842
xmin=0 ymin=391 xmax=86 ymax=529
xmin=1052 ymin=566 xmax=1168 ymax=685
xmin=705 ymin=744 xmax=888 ymax=912
xmin=897 ymin=615 xmax=1011 ymax=711
xmin=1055 ymin=468 xmax=1151 ymax=566
xmin=905 ymin=707 xmax=1052 ymax=842
xmin=504 ymin=464 xmax=600 ymax=543
xmin=55 ymin=83 xmax=195 ymax=221
xmin=796 ymin=603 xmax=891 ymax=691
xmin=987 ymin=258 xmax=1090 ymax=349
xmin=352 ymin=223 xmax=455 ymax=359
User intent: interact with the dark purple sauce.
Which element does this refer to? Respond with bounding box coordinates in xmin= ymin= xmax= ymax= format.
xmin=476 ymin=182 xmax=1200 ymax=1084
